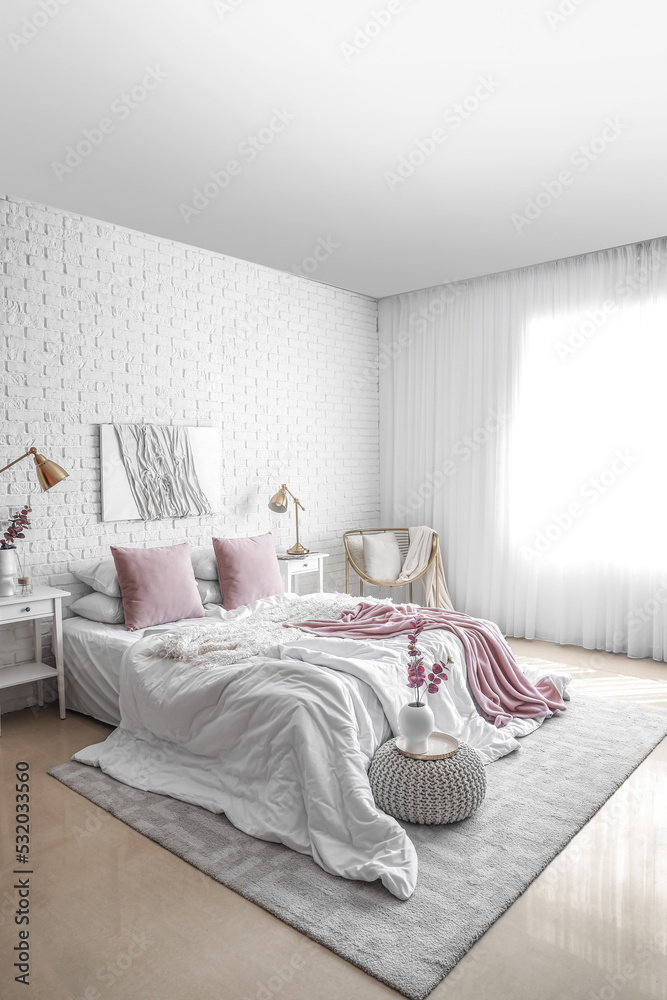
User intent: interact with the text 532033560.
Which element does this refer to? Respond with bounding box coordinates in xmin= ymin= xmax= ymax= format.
xmin=13 ymin=760 xmax=32 ymax=986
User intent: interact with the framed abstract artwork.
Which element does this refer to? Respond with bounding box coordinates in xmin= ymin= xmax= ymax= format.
xmin=100 ymin=424 xmax=221 ymax=522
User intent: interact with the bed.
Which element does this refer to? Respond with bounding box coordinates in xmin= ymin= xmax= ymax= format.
xmin=66 ymin=591 xmax=571 ymax=900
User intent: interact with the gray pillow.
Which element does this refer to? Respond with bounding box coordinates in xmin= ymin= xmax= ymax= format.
xmin=70 ymin=592 xmax=125 ymax=624
xmin=191 ymin=548 xmax=219 ymax=581
xmin=71 ymin=557 xmax=120 ymax=597
xmin=196 ymin=579 xmax=223 ymax=604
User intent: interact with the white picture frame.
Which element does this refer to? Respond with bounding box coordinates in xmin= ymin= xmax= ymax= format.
xmin=100 ymin=424 xmax=221 ymax=521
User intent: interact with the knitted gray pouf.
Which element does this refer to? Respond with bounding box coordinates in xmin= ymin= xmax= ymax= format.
xmin=368 ymin=738 xmax=487 ymax=825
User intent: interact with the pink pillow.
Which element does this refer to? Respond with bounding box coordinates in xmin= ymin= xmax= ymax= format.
xmin=213 ymin=532 xmax=284 ymax=610
xmin=111 ymin=543 xmax=205 ymax=631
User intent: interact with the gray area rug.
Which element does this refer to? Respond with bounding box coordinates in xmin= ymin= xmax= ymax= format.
xmin=49 ymin=696 xmax=667 ymax=999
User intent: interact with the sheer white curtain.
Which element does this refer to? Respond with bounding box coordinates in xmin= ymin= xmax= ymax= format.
xmin=379 ymin=238 xmax=667 ymax=660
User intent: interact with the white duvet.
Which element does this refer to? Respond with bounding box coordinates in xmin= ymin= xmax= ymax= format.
xmin=74 ymin=593 xmax=571 ymax=899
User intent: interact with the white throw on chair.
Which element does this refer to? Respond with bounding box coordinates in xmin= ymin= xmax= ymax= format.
xmin=343 ymin=526 xmax=454 ymax=609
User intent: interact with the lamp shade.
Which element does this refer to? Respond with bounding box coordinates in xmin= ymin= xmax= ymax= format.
xmin=33 ymin=452 xmax=69 ymax=491
xmin=268 ymin=487 xmax=288 ymax=513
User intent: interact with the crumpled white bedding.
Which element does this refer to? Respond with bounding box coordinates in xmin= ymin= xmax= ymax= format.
xmin=73 ymin=592 xmax=571 ymax=899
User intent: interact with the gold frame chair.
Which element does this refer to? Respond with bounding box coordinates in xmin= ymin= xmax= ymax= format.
xmin=343 ymin=528 xmax=440 ymax=605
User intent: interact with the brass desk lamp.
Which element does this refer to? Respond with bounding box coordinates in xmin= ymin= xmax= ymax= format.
xmin=268 ymin=484 xmax=309 ymax=555
xmin=0 ymin=446 xmax=69 ymax=491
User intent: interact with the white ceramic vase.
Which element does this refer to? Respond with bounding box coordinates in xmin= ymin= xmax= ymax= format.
xmin=398 ymin=700 xmax=435 ymax=754
xmin=0 ymin=548 xmax=18 ymax=597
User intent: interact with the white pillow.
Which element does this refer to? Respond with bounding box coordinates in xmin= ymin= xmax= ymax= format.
xmin=70 ymin=593 xmax=125 ymax=624
xmin=191 ymin=548 xmax=219 ymax=581
xmin=346 ymin=536 xmax=366 ymax=574
xmin=362 ymin=532 xmax=402 ymax=583
xmin=71 ymin=558 xmax=120 ymax=597
xmin=196 ymin=579 xmax=223 ymax=604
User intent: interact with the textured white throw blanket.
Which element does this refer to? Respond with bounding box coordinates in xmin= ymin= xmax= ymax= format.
xmin=153 ymin=592 xmax=394 ymax=667
xmin=397 ymin=525 xmax=454 ymax=609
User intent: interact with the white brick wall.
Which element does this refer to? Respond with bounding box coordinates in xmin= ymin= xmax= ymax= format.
xmin=0 ymin=194 xmax=379 ymax=713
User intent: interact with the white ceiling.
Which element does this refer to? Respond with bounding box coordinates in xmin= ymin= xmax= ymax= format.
xmin=1 ymin=0 xmax=666 ymax=298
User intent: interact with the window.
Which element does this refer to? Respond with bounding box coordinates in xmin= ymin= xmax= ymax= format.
xmin=509 ymin=298 xmax=667 ymax=570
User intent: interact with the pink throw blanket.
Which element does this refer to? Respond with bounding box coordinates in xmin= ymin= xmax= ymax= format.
xmin=293 ymin=602 xmax=566 ymax=728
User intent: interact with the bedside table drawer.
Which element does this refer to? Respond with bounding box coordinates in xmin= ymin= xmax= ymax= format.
xmin=0 ymin=598 xmax=52 ymax=622
xmin=291 ymin=556 xmax=320 ymax=574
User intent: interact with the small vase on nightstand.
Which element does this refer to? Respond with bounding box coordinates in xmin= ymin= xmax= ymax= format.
xmin=398 ymin=701 xmax=435 ymax=755
xmin=0 ymin=548 xmax=18 ymax=597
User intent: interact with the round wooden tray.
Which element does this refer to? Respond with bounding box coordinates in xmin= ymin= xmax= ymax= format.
xmin=396 ymin=731 xmax=459 ymax=760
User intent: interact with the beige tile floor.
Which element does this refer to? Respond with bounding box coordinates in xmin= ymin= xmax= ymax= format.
xmin=0 ymin=639 xmax=666 ymax=1000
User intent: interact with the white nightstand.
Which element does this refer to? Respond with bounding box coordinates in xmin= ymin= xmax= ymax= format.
xmin=278 ymin=552 xmax=329 ymax=594
xmin=0 ymin=586 xmax=70 ymax=734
